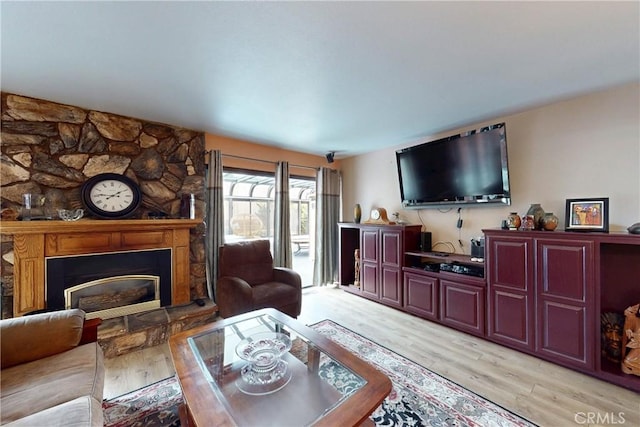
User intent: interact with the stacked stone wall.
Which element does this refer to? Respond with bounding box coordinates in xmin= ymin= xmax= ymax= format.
xmin=0 ymin=93 xmax=208 ymax=317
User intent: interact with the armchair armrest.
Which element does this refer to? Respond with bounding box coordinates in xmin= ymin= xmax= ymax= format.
xmin=273 ymin=267 xmax=302 ymax=290
xmin=1 ymin=309 xmax=85 ymax=369
xmin=217 ymin=276 xmax=254 ymax=318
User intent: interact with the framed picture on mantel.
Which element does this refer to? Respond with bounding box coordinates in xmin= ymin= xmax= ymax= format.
xmin=565 ymin=197 xmax=609 ymax=232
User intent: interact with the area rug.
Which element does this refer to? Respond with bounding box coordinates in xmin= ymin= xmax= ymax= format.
xmin=103 ymin=376 xmax=182 ymax=427
xmin=312 ymin=319 xmax=536 ymax=427
xmin=103 ymin=320 xmax=536 ymax=426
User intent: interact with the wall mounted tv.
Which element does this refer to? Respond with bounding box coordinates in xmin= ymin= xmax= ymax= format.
xmin=396 ymin=122 xmax=511 ymax=209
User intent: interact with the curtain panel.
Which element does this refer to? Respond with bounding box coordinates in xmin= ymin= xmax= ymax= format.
xmin=205 ymin=150 xmax=224 ymax=301
xmin=274 ymin=161 xmax=292 ymax=268
xmin=313 ymin=167 xmax=341 ymax=286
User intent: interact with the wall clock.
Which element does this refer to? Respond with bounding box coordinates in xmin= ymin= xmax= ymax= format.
xmin=363 ymin=207 xmax=394 ymax=224
xmin=81 ymin=173 xmax=142 ymax=219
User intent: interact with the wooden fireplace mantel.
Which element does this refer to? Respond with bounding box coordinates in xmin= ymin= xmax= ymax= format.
xmin=1 ymin=219 xmax=202 ymax=316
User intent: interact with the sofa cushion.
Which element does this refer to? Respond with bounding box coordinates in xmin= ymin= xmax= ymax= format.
xmin=3 ymin=396 xmax=103 ymax=427
xmin=0 ymin=343 xmax=104 ymax=424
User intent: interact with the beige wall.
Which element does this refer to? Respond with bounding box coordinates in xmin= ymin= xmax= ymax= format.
xmin=340 ymin=82 xmax=640 ymax=254
xmin=205 ymin=134 xmax=340 ymax=177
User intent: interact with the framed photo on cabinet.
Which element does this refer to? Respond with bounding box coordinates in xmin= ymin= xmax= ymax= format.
xmin=565 ymin=197 xmax=609 ymax=232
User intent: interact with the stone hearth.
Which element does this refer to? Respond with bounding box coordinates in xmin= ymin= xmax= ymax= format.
xmin=99 ymin=298 xmax=217 ymax=358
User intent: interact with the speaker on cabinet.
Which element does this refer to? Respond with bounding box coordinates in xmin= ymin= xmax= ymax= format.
xmin=420 ymin=232 xmax=432 ymax=252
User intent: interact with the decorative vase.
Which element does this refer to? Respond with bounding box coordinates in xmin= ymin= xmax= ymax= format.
xmin=354 ymin=204 xmax=362 ymax=224
xmin=543 ymin=212 xmax=559 ymax=231
xmin=506 ymin=212 xmax=521 ymax=230
xmin=526 ymin=203 xmax=545 ymax=230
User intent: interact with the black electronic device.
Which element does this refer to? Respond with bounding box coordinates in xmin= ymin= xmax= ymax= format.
xmin=420 ymin=231 xmax=432 ymax=252
xmin=471 ymin=237 xmax=485 ymax=258
xmin=422 ymin=262 xmax=440 ymax=272
xmin=396 ymin=123 xmax=511 ymax=209
xmin=439 ymin=262 xmax=484 ymax=278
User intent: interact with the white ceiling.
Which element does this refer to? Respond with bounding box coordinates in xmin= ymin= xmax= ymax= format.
xmin=1 ymin=2 xmax=638 ymax=158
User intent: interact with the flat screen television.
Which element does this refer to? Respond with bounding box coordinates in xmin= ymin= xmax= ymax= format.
xmin=396 ymin=122 xmax=511 ymax=209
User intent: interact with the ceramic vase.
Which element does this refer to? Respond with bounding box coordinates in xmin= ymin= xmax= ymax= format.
xmin=543 ymin=212 xmax=559 ymax=231
xmin=526 ymin=203 xmax=545 ymax=230
xmin=354 ymin=204 xmax=362 ymax=224
xmin=506 ymin=212 xmax=521 ymax=230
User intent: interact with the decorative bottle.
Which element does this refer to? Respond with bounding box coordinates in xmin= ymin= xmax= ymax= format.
xmin=543 ymin=212 xmax=559 ymax=231
xmin=354 ymin=204 xmax=362 ymax=224
xmin=526 ymin=203 xmax=545 ymax=230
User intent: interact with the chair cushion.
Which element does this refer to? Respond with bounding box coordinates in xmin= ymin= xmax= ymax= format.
xmin=252 ymin=282 xmax=300 ymax=311
xmin=219 ymin=240 xmax=274 ymax=285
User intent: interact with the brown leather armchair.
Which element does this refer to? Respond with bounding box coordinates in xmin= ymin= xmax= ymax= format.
xmin=217 ymin=240 xmax=302 ymax=318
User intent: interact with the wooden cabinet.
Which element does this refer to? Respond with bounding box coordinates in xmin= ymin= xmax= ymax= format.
xmin=485 ymin=229 xmax=640 ymax=392
xmin=486 ymin=232 xmax=594 ymax=370
xmin=337 ymin=223 xmax=421 ymax=309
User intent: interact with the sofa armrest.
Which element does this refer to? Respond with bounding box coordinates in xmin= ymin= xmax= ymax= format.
xmin=1 ymin=309 xmax=85 ymax=369
xmin=273 ymin=267 xmax=302 ymax=290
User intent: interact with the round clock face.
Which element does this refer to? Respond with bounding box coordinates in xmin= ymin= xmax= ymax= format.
xmin=371 ymin=209 xmax=381 ymax=220
xmin=81 ymin=173 xmax=142 ymax=219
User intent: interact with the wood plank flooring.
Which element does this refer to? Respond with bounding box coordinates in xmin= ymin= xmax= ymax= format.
xmin=104 ymin=286 xmax=640 ymax=426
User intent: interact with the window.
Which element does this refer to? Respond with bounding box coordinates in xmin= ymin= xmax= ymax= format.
xmin=222 ymin=169 xmax=316 ymax=286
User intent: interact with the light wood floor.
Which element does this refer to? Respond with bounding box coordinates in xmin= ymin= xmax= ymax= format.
xmin=105 ymin=286 xmax=639 ymax=426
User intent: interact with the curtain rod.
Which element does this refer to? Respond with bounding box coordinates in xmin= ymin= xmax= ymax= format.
xmin=212 ymin=151 xmax=319 ymax=171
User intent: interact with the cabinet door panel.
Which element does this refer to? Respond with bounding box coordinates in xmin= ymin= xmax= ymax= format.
xmin=381 ymin=231 xmax=401 ymax=267
xmin=491 ymin=290 xmax=532 ymax=348
xmin=539 ymin=300 xmax=590 ymax=367
xmin=538 ymin=241 xmax=591 ymax=302
xmin=440 ymin=279 xmax=485 ymax=336
xmin=490 ymin=239 xmax=531 ymax=291
xmin=380 ymin=266 xmax=402 ymax=307
xmin=361 ymin=262 xmax=378 ymax=299
xmin=361 ymin=230 xmax=378 ymax=263
xmin=403 ymin=272 xmax=438 ymax=320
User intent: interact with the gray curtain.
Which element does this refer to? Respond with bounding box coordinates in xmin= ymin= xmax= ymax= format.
xmin=273 ymin=161 xmax=292 ymax=268
xmin=205 ymin=150 xmax=224 ymax=301
xmin=313 ymin=167 xmax=341 ymax=286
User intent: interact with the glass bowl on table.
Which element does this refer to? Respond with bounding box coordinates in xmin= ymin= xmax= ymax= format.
xmin=235 ymin=331 xmax=292 ymax=395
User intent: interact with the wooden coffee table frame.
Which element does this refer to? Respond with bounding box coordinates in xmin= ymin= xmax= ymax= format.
xmin=169 ymin=308 xmax=392 ymax=427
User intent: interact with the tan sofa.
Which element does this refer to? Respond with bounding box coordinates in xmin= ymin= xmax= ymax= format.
xmin=0 ymin=309 xmax=104 ymax=426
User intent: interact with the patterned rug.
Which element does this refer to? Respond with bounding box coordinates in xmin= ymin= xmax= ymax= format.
xmin=102 ymin=320 xmax=536 ymax=426
xmin=103 ymin=377 xmax=182 ymax=427
xmin=312 ymin=319 xmax=535 ymax=427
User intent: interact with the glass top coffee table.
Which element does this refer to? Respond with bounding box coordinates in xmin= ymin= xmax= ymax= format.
xmin=169 ymin=308 xmax=391 ymax=426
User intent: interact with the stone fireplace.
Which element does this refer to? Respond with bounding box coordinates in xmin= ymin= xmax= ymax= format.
xmin=0 ymin=92 xmax=210 ymax=318
xmin=47 ymin=248 xmax=172 ymax=319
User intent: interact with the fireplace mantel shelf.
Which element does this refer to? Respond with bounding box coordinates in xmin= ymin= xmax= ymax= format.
xmin=0 ymin=218 xmax=202 ymax=235
xmin=2 ymin=218 xmax=201 ymax=317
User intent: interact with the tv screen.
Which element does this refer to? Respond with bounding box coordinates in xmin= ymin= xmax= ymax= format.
xmin=396 ymin=123 xmax=511 ymax=208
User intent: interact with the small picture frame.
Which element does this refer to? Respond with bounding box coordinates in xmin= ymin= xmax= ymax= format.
xmin=565 ymin=197 xmax=609 ymax=232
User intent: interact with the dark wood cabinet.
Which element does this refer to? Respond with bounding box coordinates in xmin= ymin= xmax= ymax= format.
xmin=337 ymin=223 xmax=421 ymax=308
xmin=340 ymin=224 xmax=640 ymax=392
xmin=485 ymin=229 xmax=640 ymax=392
